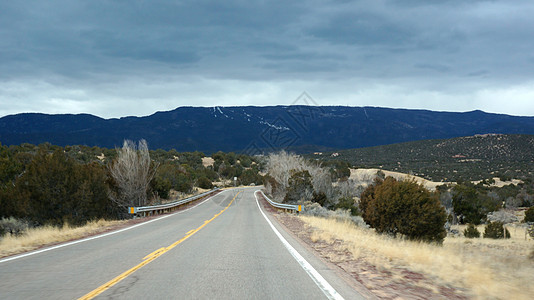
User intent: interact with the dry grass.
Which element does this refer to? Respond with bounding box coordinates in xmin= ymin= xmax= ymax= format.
xmin=349 ymin=168 xmax=447 ymax=191
xmin=300 ymin=215 xmax=534 ymax=300
xmin=202 ymin=157 xmax=215 ymax=167
xmin=162 ymin=188 xmax=212 ymax=205
xmin=0 ymin=219 xmax=125 ymax=258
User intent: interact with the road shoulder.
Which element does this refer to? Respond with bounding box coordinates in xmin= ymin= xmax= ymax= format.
xmin=256 ymin=192 xmax=467 ymax=299
xmin=256 ymin=191 xmax=375 ymax=300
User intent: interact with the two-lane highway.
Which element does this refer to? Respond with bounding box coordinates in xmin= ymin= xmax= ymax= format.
xmin=0 ymin=188 xmax=366 ymax=299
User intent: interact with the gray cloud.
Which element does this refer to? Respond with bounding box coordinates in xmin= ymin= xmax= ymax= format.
xmin=1 ymin=0 xmax=534 ymax=118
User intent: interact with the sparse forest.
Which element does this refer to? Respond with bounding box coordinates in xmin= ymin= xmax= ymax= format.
xmin=0 ymin=141 xmax=263 ymax=235
xmin=263 ymin=148 xmax=534 ymax=244
xmin=265 ymin=148 xmax=534 ymax=298
xmin=3 ymin=136 xmax=533 ymax=248
xmin=302 ymin=134 xmax=534 ymax=230
xmin=263 ymin=151 xmax=361 ymax=216
xmin=313 ymin=134 xmax=534 ymax=182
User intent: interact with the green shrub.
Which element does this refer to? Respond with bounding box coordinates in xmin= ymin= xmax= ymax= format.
xmin=452 ymin=184 xmax=499 ymax=225
xmin=284 ymin=170 xmax=313 ymax=204
xmin=196 ymin=177 xmax=213 ymax=189
xmin=525 ymin=206 xmax=534 ymax=223
xmin=239 ymin=168 xmax=262 ymax=186
xmin=13 ymin=150 xmax=117 ymax=226
xmin=360 ymin=176 xmax=447 ymax=243
xmin=527 ymin=224 xmax=534 ymax=239
xmin=151 ymin=177 xmax=172 ymax=199
xmin=483 ymin=221 xmax=511 ymax=239
xmin=334 ymin=197 xmax=359 ymax=216
xmin=463 ymin=223 xmax=480 ymax=238
xmin=0 ymin=217 xmax=29 ymax=236
xmin=312 ymin=192 xmax=327 ymax=207
xmin=175 ymin=178 xmax=193 ymax=194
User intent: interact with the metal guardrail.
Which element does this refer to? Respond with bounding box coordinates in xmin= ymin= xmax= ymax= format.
xmin=258 ymin=190 xmax=300 ymax=212
xmin=129 ymin=188 xmax=220 ymax=216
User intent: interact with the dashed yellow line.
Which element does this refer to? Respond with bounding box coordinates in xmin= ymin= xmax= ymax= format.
xmin=78 ymin=192 xmax=239 ymax=300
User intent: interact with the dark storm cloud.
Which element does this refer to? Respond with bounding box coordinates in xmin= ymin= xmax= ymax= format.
xmin=0 ymin=1 xmax=284 ymax=72
xmin=1 ymin=0 xmax=534 ymax=117
xmin=308 ymin=11 xmax=413 ymax=46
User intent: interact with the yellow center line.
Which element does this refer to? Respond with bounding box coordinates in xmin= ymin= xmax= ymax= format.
xmin=78 ymin=191 xmax=240 ymax=300
xmin=142 ymin=247 xmax=166 ymax=260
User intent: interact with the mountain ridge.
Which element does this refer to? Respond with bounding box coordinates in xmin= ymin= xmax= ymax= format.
xmin=2 ymin=106 xmax=534 ymax=153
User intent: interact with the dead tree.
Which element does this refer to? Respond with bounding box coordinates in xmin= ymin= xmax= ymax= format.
xmin=109 ymin=139 xmax=157 ymax=207
xmin=266 ymin=151 xmax=334 ymax=203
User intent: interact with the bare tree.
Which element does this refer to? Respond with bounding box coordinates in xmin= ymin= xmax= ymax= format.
xmin=337 ymin=179 xmax=360 ymax=199
xmin=265 ymin=151 xmax=334 ymax=202
xmin=265 ymin=151 xmax=306 ymax=201
xmin=308 ymin=163 xmax=334 ymax=200
xmin=109 ymin=139 xmax=157 ymax=207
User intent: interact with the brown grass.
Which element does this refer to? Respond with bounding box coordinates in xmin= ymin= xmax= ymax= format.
xmin=300 ymin=216 xmax=534 ymax=300
xmin=0 ymin=219 xmax=125 ymax=258
xmin=202 ymin=157 xmax=215 ymax=168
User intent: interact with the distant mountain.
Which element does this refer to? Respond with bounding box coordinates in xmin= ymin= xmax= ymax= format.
xmin=314 ymin=134 xmax=534 ymax=182
xmin=2 ymin=106 xmax=534 ymax=154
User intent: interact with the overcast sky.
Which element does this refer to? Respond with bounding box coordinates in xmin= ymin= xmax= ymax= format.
xmin=1 ymin=0 xmax=534 ymax=118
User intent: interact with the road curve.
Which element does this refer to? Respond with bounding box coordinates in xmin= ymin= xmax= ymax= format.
xmin=0 ymin=187 xmax=365 ymax=299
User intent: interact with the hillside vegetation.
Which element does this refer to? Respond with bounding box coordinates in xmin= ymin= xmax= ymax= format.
xmin=262 ymin=139 xmax=534 ymax=299
xmin=0 ymin=142 xmax=263 ymax=234
xmin=315 ymin=134 xmax=534 ymax=182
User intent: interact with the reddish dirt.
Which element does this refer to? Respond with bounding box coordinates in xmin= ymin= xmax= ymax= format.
xmin=256 ymin=192 xmax=468 ymax=300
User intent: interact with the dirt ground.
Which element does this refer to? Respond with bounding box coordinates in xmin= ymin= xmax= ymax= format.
xmin=349 ymin=168 xmax=447 ymax=191
xmin=202 ymin=157 xmax=215 ymax=167
xmin=350 ymin=168 xmax=523 ymax=191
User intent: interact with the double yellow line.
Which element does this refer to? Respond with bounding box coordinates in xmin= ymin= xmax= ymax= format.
xmin=79 ymin=191 xmax=239 ymax=300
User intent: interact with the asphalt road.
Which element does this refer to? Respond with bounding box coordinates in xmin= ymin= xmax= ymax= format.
xmin=0 ymin=187 xmax=365 ymax=299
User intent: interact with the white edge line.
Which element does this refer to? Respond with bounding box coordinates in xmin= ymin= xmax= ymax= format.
xmin=254 ymin=190 xmax=344 ymax=300
xmin=0 ymin=190 xmax=228 ymax=264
